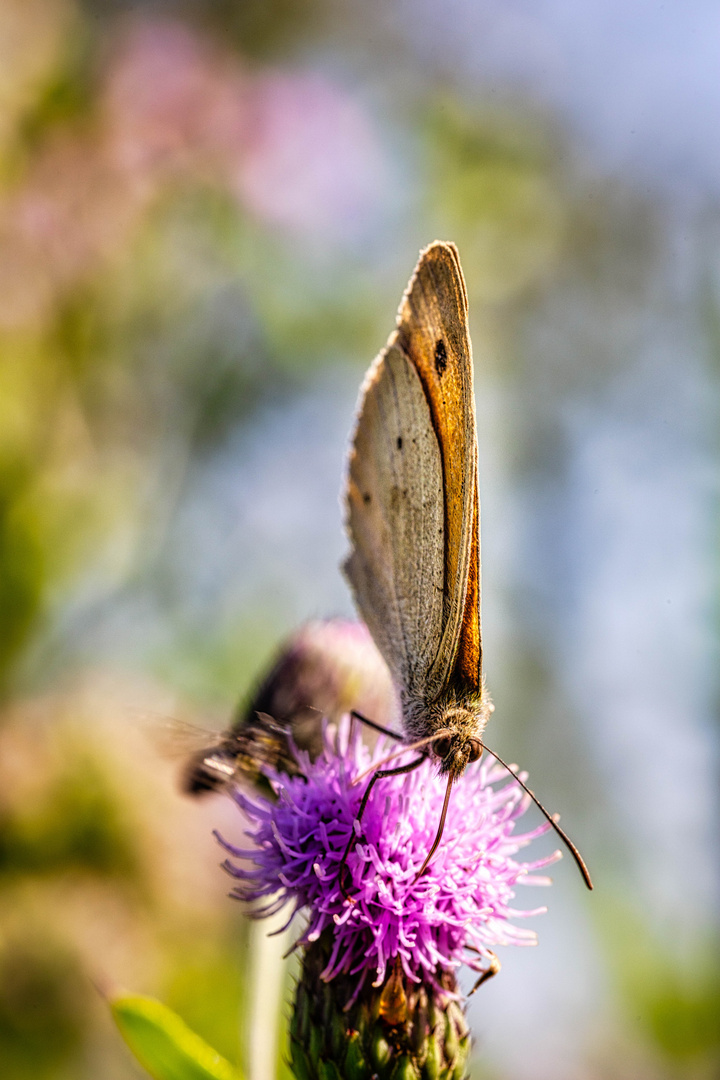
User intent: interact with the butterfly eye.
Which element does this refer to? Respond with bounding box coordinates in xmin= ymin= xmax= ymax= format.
xmin=433 ymin=736 xmax=453 ymax=760
xmin=467 ymin=738 xmax=483 ymax=763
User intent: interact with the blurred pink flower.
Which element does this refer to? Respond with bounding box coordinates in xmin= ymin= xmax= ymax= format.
xmin=234 ymin=71 xmax=387 ymax=241
xmin=0 ymin=18 xmax=245 ymax=327
xmin=103 ymin=18 xmax=247 ymax=182
xmin=0 ymin=17 xmax=390 ymax=326
xmin=0 ymin=133 xmax=143 ymax=326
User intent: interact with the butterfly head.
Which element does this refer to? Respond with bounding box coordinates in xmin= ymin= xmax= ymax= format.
xmin=431 ymin=709 xmax=485 ymax=777
xmin=433 ymin=733 xmax=483 ymax=776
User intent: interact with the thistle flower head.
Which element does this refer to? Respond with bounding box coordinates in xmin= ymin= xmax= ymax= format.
xmin=218 ymin=718 xmax=558 ymax=998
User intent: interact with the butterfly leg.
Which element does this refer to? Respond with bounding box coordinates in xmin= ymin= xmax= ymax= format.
xmin=469 ymin=952 xmax=501 ymax=995
xmin=338 ymin=753 xmax=427 ymax=901
xmin=350 ymin=709 xmax=403 ymax=741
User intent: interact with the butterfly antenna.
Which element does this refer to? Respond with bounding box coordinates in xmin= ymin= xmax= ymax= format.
xmin=412 ymin=771 xmax=454 ymax=883
xmin=482 ymin=744 xmax=594 ymax=891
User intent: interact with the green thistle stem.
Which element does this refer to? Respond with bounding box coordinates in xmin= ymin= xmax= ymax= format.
xmin=289 ymin=933 xmax=471 ymax=1080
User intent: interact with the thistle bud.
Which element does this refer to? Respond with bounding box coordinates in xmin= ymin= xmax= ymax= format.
xmin=290 ymin=935 xmax=470 ymax=1079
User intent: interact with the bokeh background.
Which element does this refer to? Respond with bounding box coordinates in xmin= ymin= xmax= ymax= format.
xmin=0 ymin=1 xmax=718 ymax=1078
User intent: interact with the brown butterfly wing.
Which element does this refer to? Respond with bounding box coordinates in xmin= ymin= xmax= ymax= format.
xmin=344 ymin=242 xmax=482 ymax=708
xmin=395 ymin=242 xmax=481 ymax=697
xmin=345 ymin=343 xmax=445 ymax=699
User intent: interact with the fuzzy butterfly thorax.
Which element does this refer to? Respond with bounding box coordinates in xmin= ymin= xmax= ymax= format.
xmin=403 ymin=684 xmax=493 ymax=776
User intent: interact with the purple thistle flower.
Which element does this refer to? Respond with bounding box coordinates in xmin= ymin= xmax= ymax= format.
xmin=217 ymin=718 xmax=559 ymax=1000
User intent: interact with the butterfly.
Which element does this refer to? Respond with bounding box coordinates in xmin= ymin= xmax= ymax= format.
xmin=342 ymin=241 xmax=592 ymax=888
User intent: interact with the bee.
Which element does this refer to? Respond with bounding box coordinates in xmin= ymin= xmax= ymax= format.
xmin=183 ymin=618 xmax=397 ymax=797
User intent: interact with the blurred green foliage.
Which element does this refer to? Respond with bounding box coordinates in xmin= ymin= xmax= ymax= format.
xmin=0 ymin=933 xmax=86 ymax=1078
xmin=600 ymin=897 xmax=720 ymax=1069
xmin=0 ymin=748 xmax=138 ymax=880
xmin=164 ymin=935 xmax=247 ymax=1070
xmin=0 ymin=460 xmax=46 ymax=686
xmin=424 ymin=100 xmax=564 ymax=304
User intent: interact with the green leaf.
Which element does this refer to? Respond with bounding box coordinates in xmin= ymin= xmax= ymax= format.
xmin=110 ymin=992 xmax=243 ymax=1080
